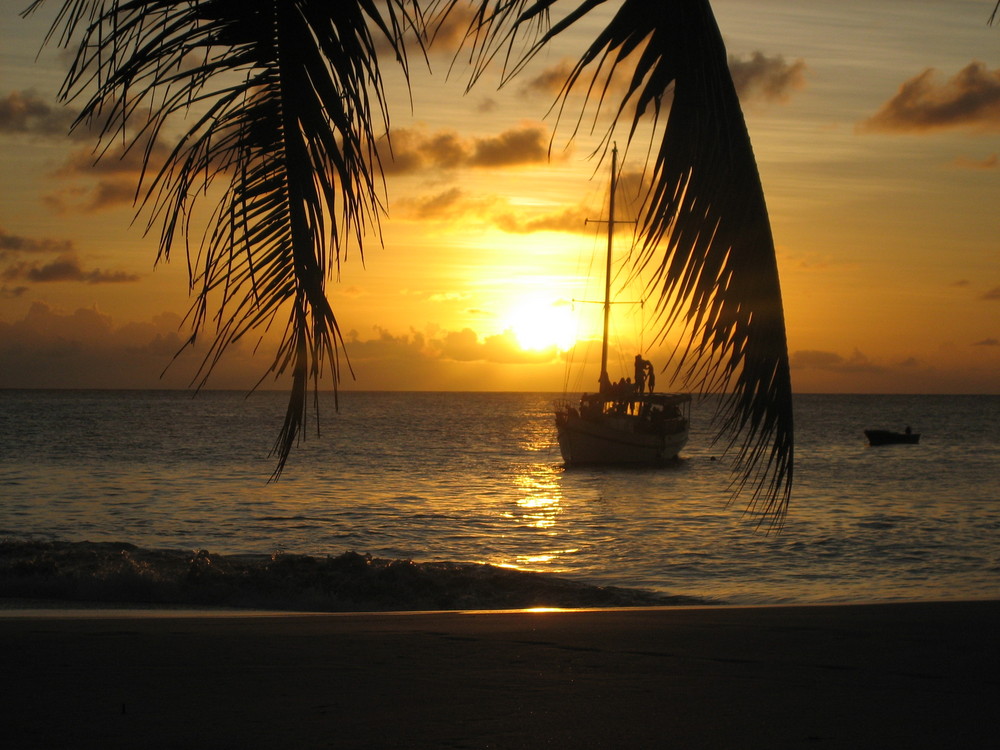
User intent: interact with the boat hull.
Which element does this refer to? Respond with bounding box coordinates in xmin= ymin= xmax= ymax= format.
xmin=864 ymin=429 xmax=920 ymax=446
xmin=556 ymin=413 xmax=688 ymax=466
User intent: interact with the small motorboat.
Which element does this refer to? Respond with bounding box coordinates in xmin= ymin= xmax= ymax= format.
xmin=864 ymin=428 xmax=919 ymax=446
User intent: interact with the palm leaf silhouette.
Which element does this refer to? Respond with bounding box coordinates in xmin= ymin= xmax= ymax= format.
xmin=27 ymin=0 xmax=422 ymax=474
xmin=451 ymin=0 xmax=794 ymax=524
xmin=32 ymin=0 xmax=793 ymax=523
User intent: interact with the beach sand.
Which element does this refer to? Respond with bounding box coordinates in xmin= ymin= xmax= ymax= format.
xmin=2 ymin=600 xmax=997 ymax=749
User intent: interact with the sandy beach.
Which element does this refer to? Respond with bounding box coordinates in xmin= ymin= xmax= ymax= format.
xmin=2 ymin=600 xmax=997 ymax=749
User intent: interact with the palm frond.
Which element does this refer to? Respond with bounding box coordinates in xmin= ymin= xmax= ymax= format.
xmin=28 ymin=0 xmax=423 ymax=475
xmin=466 ymin=0 xmax=794 ymax=526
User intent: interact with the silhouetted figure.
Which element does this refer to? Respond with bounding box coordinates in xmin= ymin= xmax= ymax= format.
xmin=634 ymin=354 xmax=649 ymax=394
xmin=646 ymin=362 xmax=655 ymax=393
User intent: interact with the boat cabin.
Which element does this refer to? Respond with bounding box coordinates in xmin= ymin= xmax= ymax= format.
xmin=573 ymin=391 xmax=690 ymax=434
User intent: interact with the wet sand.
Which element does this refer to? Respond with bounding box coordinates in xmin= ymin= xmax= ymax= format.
xmin=2 ymin=600 xmax=997 ymax=749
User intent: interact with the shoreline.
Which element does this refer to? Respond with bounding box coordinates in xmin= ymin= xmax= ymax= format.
xmin=0 ymin=539 xmax=711 ymax=611
xmin=4 ymin=599 xmax=997 ymax=748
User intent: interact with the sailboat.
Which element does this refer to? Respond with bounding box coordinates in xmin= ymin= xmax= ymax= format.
xmin=555 ymin=146 xmax=691 ymax=466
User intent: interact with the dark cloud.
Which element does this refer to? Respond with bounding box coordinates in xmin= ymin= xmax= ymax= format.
xmin=494 ymin=207 xmax=592 ymax=234
xmin=0 ymin=303 xmax=261 ymax=390
xmin=476 ymin=98 xmax=499 ymax=113
xmin=0 ymin=226 xmax=75 ymax=257
xmin=54 ymin=137 xmax=169 ymax=177
xmin=0 ymin=90 xmax=81 ymax=139
xmin=43 ymin=131 xmax=172 ymax=212
xmin=952 ymin=153 xmax=998 ymax=170
xmin=377 ymin=124 xmax=559 ymax=175
xmin=469 ymin=127 xmax=549 ymax=167
xmin=791 ymin=349 xmax=884 ymax=374
xmin=394 ymin=188 xmax=497 ymax=221
xmin=790 ymin=350 xmax=846 ymax=369
xmin=982 ymin=287 xmax=1000 ymax=300
xmin=44 ymin=179 xmax=139 ymax=214
xmin=859 ymin=62 xmax=1000 ymax=134
xmin=972 ymin=338 xmax=998 ymax=346
xmin=346 ymin=325 xmax=559 ymax=367
xmin=423 ymin=3 xmax=480 ymax=55
xmin=2 ymin=253 xmax=140 ymax=284
xmin=520 ymin=59 xmax=576 ymax=99
xmin=521 ymin=51 xmax=806 ymax=107
xmin=406 ymin=187 xmax=466 ymax=219
xmin=728 ymin=52 xmax=808 ymax=103
xmin=1 ymin=285 xmax=28 ymax=298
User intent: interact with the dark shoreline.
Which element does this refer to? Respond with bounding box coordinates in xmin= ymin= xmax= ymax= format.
xmin=3 ymin=600 xmax=997 ymax=748
xmin=1 ymin=538 xmax=708 ymax=612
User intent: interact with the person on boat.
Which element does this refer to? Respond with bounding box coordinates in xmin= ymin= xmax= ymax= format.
xmin=634 ymin=354 xmax=649 ymax=394
xmin=646 ymin=361 xmax=656 ymax=393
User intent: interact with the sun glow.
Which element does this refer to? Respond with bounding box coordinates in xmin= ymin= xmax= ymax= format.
xmin=506 ymin=297 xmax=577 ymax=352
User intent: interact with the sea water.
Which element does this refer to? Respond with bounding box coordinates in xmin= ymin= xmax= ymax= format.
xmin=1 ymin=390 xmax=997 ymax=605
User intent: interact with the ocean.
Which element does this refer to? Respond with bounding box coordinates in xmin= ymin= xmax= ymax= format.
xmin=1 ymin=390 xmax=997 ymax=606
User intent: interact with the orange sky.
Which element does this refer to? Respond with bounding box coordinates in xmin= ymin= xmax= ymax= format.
xmin=1 ymin=1 xmax=998 ymax=393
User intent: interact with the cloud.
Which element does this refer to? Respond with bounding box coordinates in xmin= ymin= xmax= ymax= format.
xmin=393 ymin=187 xmax=498 ymax=221
xmin=43 ymin=131 xmax=172 ymax=213
xmin=972 ymin=338 xmax=998 ymax=346
xmin=520 ymin=59 xmax=577 ymax=99
xmin=728 ymin=52 xmax=808 ymax=104
xmin=347 ymin=325 xmax=560 ymax=367
xmin=982 ymin=287 xmax=1000 ymax=300
xmin=377 ymin=123 xmax=560 ymax=176
xmin=790 ymin=348 xmax=884 ymax=374
xmin=423 ymin=3 xmax=480 ymax=55
xmin=476 ymin=98 xmax=499 ymax=113
xmin=859 ymin=62 xmax=1000 ymax=134
xmin=0 ymin=302 xmax=262 ymax=389
xmin=0 ymin=227 xmax=138 ymax=286
xmin=0 ymin=226 xmax=75 ymax=258
xmin=492 ymin=168 xmax=645 ymax=235
xmin=427 ymin=291 xmax=471 ymax=303
xmin=951 ymin=153 xmax=998 ymax=170
xmin=469 ymin=127 xmax=550 ymax=167
xmin=521 ymin=50 xmax=806 ymax=108
xmin=408 ymin=187 xmax=465 ymax=219
xmin=2 ymin=253 xmax=140 ymax=285
xmin=0 ymin=90 xmax=81 ymax=139
xmin=494 ymin=207 xmax=592 ymax=234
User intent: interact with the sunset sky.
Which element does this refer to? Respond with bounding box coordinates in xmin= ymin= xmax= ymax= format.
xmin=1 ymin=0 xmax=998 ymax=394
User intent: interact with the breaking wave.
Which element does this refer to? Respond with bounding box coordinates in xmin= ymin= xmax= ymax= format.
xmin=0 ymin=539 xmax=707 ymax=612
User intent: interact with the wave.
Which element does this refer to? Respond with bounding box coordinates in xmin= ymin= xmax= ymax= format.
xmin=0 ymin=539 xmax=707 ymax=612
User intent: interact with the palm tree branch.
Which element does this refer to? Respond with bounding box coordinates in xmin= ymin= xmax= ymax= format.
xmin=30 ymin=0 xmax=417 ymax=476
xmin=465 ymin=0 xmax=794 ymax=525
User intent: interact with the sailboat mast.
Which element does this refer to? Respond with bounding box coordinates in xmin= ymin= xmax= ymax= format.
xmin=599 ymin=146 xmax=617 ymax=388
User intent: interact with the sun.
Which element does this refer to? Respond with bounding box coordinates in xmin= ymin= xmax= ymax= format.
xmin=506 ymin=297 xmax=577 ymax=352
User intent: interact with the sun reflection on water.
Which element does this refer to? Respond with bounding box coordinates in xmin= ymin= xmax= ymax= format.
xmin=510 ymin=465 xmax=563 ymax=529
xmin=496 ymin=463 xmax=585 ymax=571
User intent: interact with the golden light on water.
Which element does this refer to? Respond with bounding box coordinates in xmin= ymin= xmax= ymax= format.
xmin=512 ymin=466 xmax=563 ymax=530
xmin=499 ymin=464 xmax=581 ymax=571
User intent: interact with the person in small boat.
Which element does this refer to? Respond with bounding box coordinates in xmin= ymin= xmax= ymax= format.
xmin=646 ymin=361 xmax=655 ymax=393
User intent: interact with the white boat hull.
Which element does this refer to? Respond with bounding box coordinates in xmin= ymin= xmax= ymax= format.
xmin=556 ymin=412 xmax=689 ymax=466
